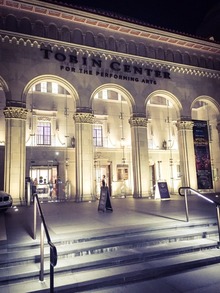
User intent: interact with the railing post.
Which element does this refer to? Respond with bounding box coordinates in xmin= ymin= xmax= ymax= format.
xmin=184 ymin=188 xmax=189 ymax=222
xmin=50 ymin=263 xmax=54 ymax=293
xmin=50 ymin=243 xmax=57 ymax=293
xmin=40 ymin=222 xmax=45 ymax=281
xmin=33 ymin=193 xmax=57 ymax=290
xmin=33 ymin=195 xmax=37 ymax=240
xmin=216 ymin=205 xmax=220 ymax=247
xmin=180 ymin=186 xmax=220 ymax=247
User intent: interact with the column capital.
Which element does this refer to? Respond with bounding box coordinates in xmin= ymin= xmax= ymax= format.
xmin=73 ymin=112 xmax=94 ymax=124
xmin=3 ymin=107 xmax=28 ymax=119
xmin=176 ymin=120 xmax=194 ymax=130
xmin=129 ymin=116 xmax=148 ymax=127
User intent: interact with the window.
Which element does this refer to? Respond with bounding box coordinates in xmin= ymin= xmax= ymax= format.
xmin=36 ymin=121 xmax=51 ymax=145
xmin=117 ymin=164 xmax=129 ymax=180
xmin=52 ymin=82 xmax=58 ymax=94
xmin=93 ymin=125 xmax=103 ymax=147
xmin=41 ymin=82 xmax=47 ymax=93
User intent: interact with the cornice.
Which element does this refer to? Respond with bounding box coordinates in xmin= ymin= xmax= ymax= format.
xmin=1 ymin=32 xmax=219 ymax=80
xmin=2 ymin=0 xmax=220 ymax=55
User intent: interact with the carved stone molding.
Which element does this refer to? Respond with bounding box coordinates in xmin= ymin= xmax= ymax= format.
xmin=1 ymin=0 xmax=220 ymax=56
xmin=73 ymin=112 xmax=94 ymax=124
xmin=3 ymin=107 xmax=28 ymax=119
xmin=129 ymin=117 xmax=148 ymax=127
xmin=37 ymin=116 xmax=51 ymax=121
xmin=176 ymin=120 xmax=194 ymax=131
xmin=1 ymin=33 xmax=219 ymax=78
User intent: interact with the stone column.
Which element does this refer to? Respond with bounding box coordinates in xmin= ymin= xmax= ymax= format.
xmin=176 ymin=119 xmax=197 ymax=188
xmin=129 ymin=116 xmax=150 ymax=197
xmin=73 ymin=110 xmax=94 ymax=202
xmin=3 ymin=106 xmax=28 ymax=204
xmin=216 ymin=121 xmax=220 ymax=147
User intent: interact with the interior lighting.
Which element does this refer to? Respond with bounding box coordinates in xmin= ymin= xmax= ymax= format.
xmin=102 ymin=89 xmax=108 ymax=99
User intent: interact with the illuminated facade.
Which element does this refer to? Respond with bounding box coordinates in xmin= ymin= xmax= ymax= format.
xmin=0 ymin=0 xmax=220 ymax=204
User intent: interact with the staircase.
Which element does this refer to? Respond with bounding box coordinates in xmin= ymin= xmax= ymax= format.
xmin=0 ymin=220 xmax=220 ymax=293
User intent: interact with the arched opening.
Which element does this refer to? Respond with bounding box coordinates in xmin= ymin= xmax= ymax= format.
xmin=192 ymin=96 xmax=220 ymax=191
xmin=24 ymin=76 xmax=79 ymax=201
xmin=91 ymin=85 xmax=134 ymax=198
xmin=146 ymin=91 xmax=181 ymax=194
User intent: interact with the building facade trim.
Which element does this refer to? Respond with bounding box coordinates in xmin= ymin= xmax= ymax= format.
xmin=1 ymin=32 xmax=219 ymax=80
xmin=2 ymin=0 xmax=220 ymax=54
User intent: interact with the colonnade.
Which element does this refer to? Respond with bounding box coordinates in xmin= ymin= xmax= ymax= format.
xmin=3 ymin=104 xmax=201 ymax=204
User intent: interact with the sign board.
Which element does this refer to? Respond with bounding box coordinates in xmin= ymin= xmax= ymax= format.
xmin=193 ymin=120 xmax=213 ymax=189
xmin=155 ymin=181 xmax=170 ymax=200
xmin=98 ymin=187 xmax=113 ymax=212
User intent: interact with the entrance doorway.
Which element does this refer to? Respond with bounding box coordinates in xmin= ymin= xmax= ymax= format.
xmin=30 ymin=166 xmax=57 ymax=185
xmin=30 ymin=166 xmax=58 ymax=198
xmin=94 ymin=163 xmax=112 ymax=197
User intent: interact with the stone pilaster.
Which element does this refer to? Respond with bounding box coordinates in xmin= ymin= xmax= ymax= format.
xmin=216 ymin=121 xmax=220 ymax=146
xmin=129 ymin=116 xmax=150 ymax=197
xmin=3 ymin=106 xmax=28 ymax=204
xmin=73 ymin=111 xmax=95 ymax=202
xmin=176 ymin=119 xmax=197 ymax=188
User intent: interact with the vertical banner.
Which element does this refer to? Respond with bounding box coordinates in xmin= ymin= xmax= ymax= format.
xmin=193 ymin=120 xmax=213 ymax=189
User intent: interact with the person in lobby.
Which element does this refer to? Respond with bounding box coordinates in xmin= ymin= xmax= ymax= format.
xmin=101 ymin=175 xmax=107 ymax=187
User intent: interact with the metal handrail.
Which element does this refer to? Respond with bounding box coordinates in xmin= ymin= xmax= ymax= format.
xmin=179 ymin=187 xmax=220 ymax=246
xmin=33 ymin=193 xmax=57 ymax=293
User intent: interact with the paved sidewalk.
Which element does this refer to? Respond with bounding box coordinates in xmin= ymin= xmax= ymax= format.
xmin=1 ymin=194 xmax=220 ymax=293
xmin=1 ymin=194 xmax=218 ymax=246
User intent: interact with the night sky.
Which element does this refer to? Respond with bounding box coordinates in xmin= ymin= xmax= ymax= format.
xmin=48 ymin=0 xmax=220 ymax=37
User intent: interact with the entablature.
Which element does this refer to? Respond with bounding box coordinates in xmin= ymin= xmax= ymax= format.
xmin=1 ymin=31 xmax=219 ymax=80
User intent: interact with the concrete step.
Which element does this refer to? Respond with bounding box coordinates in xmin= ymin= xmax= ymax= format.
xmin=0 ymin=223 xmax=218 ymax=265
xmin=1 ymin=242 xmax=220 ymax=293
xmin=0 ymin=222 xmax=219 ymax=292
xmin=0 ymin=237 xmax=217 ymax=279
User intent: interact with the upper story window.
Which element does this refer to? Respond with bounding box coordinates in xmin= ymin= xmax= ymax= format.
xmin=31 ymin=82 xmax=69 ymax=95
xmin=36 ymin=121 xmax=51 ymax=145
xmin=41 ymin=82 xmax=47 ymax=93
xmin=93 ymin=125 xmax=103 ymax=147
xmin=52 ymin=82 xmax=58 ymax=94
xmin=94 ymin=90 xmax=123 ymax=101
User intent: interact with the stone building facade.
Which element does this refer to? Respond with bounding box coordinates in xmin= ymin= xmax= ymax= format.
xmin=0 ymin=0 xmax=220 ymax=204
